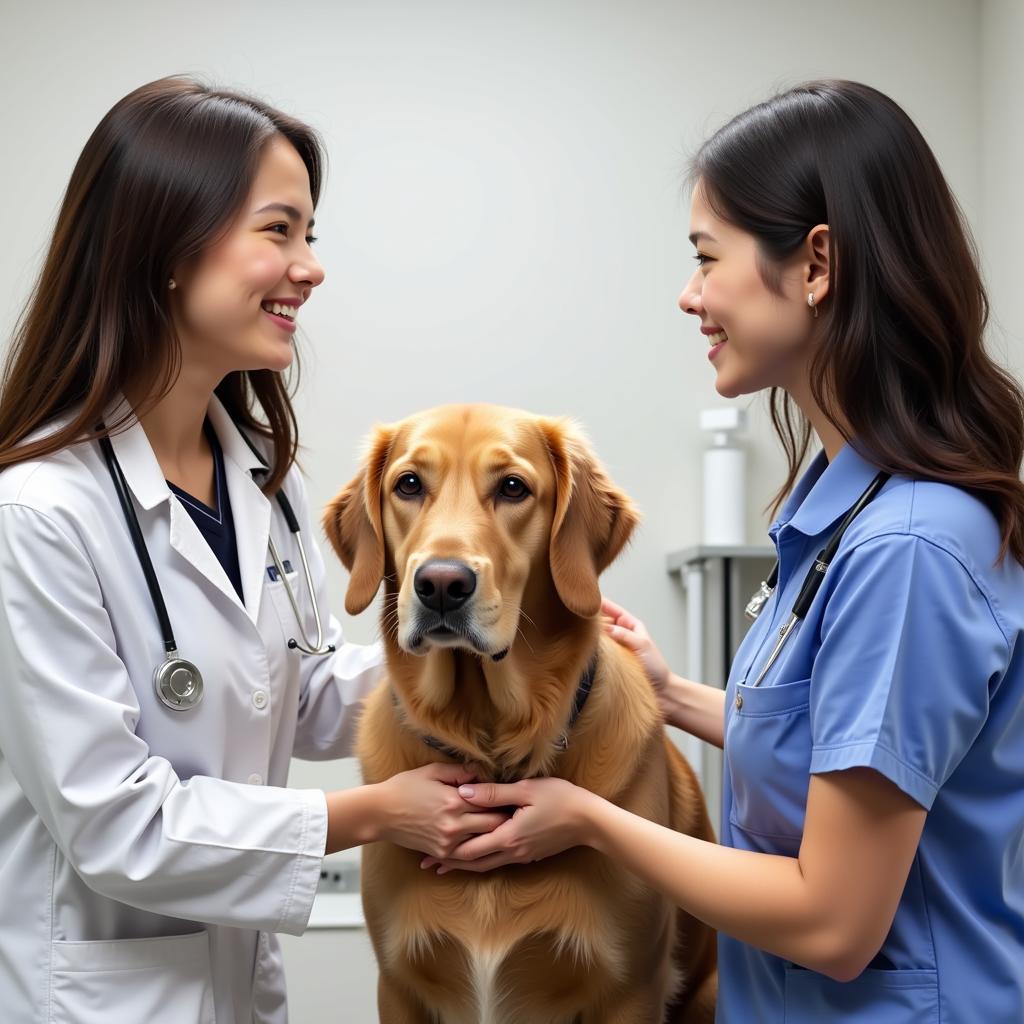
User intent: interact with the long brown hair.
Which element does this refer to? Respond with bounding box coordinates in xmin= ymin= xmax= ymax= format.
xmin=0 ymin=74 xmax=327 ymax=495
xmin=691 ymin=79 xmax=1024 ymax=565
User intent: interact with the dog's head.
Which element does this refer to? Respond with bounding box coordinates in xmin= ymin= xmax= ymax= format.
xmin=323 ymin=405 xmax=639 ymax=659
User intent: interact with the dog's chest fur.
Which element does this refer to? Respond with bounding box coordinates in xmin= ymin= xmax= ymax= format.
xmin=358 ymin=640 xmax=687 ymax=1021
xmin=374 ymin=857 xmax=671 ymax=1023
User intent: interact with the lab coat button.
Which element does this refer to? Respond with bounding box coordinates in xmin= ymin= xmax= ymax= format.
xmin=735 ymin=693 xmax=744 ymax=710
xmin=248 ymin=773 xmax=263 ymax=785
xmin=252 ymin=690 xmax=268 ymax=710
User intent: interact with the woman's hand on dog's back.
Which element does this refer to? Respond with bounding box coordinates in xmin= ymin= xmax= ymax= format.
xmin=602 ymin=596 xmax=726 ymax=749
xmin=601 ymin=597 xmax=672 ymax=710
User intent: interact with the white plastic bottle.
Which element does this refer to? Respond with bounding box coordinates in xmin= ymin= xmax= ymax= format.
xmin=700 ymin=408 xmax=747 ymax=547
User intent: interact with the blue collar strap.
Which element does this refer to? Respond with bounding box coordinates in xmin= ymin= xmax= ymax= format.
xmin=394 ymin=650 xmax=600 ymax=780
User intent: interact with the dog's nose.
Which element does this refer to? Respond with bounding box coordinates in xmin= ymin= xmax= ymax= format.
xmin=414 ymin=560 xmax=477 ymax=613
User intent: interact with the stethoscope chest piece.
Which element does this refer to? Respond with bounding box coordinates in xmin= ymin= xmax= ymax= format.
xmin=744 ymin=578 xmax=775 ymax=621
xmin=98 ymin=416 xmax=336 ymax=717
xmin=154 ymin=656 xmax=204 ymax=711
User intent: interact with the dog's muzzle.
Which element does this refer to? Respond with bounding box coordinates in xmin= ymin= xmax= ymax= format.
xmin=405 ymin=559 xmax=492 ymax=655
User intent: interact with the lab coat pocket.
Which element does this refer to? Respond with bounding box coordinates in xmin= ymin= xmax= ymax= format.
xmin=727 ymin=676 xmax=812 ymax=846
xmin=267 ymin=571 xmax=310 ymax=647
xmin=783 ymin=964 xmax=939 ymax=1021
xmin=50 ymin=930 xmax=215 ymax=1024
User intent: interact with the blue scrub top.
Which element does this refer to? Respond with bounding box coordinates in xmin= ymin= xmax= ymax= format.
xmin=718 ymin=442 xmax=1024 ymax=1022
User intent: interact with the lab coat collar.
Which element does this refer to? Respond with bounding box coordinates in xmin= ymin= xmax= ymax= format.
xmin=770 ymin=440 xmax=882 ymax=540
xmin=102 ymin=391 xmax=268 ymax=511
xmin=205 ymin=397 xmax=271 ymax=478
xmin=102 ymin=390 xmax=273 ymax=623
xmin=102 ymin=392 xmax=170 ymax=512
xmin=206 ymin=398 xmax=273 ymax=621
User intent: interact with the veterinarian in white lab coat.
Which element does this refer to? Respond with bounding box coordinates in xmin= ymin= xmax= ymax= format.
xmin=0 ymin=76 xmax=505 ymax=1024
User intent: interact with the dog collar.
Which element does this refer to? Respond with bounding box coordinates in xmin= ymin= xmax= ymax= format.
xmin=553 ymin=650 xmax=598 ymax=752
xmin=393 ymin=650 xmax=600 ymax=772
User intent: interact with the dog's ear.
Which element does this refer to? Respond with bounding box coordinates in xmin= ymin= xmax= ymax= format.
xmin=539 ymin=418 xmax=640 ymax=618
xmin=322 ymin=424 xmax=396 ymax=615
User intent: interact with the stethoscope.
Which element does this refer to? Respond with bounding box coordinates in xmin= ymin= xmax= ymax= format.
xmin=97 ymin=420 xmax=335 ymax=712
xmin=743 ymin=469 xmax=890 ymax=687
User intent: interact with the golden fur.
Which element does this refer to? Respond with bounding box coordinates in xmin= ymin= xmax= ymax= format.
xmin=324 ymin=404 xmax=717 ymax=1023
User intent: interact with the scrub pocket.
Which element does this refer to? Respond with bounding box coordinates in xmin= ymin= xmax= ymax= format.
xmin=727 ymin=676 xmax=812 ymax=852
xmin=784 ymin=964 xmax=939 ymax=1021
xmin=50 ymin=930 xmax=216 ymax=1024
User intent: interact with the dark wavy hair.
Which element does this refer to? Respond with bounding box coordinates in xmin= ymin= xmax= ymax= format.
xmin=691 ymin=79 xmax=1024 ymax=566
xmin=0 ymin=74 xmax=327 ymax=495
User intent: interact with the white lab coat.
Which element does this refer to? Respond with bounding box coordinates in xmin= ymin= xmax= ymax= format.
xmin=0 ymin=392 xmax=383 ymax=1023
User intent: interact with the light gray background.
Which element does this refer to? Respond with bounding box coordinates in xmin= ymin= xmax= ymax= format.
xmin=4 ymin=1 xmax=1022 ymax=1018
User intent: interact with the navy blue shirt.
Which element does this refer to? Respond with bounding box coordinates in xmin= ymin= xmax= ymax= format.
xmin=166 ymin=417 xmax=244 ymax=603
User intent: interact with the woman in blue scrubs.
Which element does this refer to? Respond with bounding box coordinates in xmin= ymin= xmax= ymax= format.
xmin=423 ymin=80 xmax=1024 ymax=1021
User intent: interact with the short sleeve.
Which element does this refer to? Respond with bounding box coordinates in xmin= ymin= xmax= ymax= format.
xmin=808 ymin=533 xmax=1007 ymax=809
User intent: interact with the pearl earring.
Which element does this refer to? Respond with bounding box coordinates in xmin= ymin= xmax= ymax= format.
xmin=807 ymin=293 xmax=818 ymax=318
xmin=168 ymin=279 xmax=177 ymax=290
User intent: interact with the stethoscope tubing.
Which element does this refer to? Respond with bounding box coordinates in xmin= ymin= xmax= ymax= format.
xmin=98 ymin=433 xmax=177 ymax=656
xmin=749 ymin=469 xmax=891 ymax=687
xmin=96 ymin=417 xmax=335 ymax=712
xmin=232 ymin=426 xmax=334 ymax=657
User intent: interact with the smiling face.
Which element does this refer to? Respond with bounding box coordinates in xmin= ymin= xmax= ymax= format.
xmin=168 ymin=135 xmax=325 ymax=379
xmin=678 ymin=179 xmax=826 ymax=399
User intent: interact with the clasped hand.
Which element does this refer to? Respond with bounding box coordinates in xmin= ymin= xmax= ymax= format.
xmin=420 ymin=776 xmax=595 ymax=874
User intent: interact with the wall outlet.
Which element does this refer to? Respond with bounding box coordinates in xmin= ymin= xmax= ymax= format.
xmin=317 ymin=860 xmax=361 ymax=895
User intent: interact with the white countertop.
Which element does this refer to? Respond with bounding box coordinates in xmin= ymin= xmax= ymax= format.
xmin=307 ymin=892 xmax=366 ymax=930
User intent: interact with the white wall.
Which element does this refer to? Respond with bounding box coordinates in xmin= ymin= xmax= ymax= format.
xmin=982 ymin=0 xmax=1024 ymax=380
xmin=3 ymin=1 xmax=1008 ymax=1018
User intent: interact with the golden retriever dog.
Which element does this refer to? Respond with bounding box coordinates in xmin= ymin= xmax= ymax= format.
xmin=323 ymin=404 xmax=716 ymax=1023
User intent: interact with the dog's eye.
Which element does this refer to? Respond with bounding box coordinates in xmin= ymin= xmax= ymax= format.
xmin=395 ymin=472 xmax=423 ymax=498
xmin=497 ymin=476 xmax=530 ymax=501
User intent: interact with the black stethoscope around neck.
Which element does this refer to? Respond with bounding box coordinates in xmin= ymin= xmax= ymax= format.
xmin=743 ymin=470 xmax=891 ymax=688
xmin=97 ymin=419 xmax=335 ymax=712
